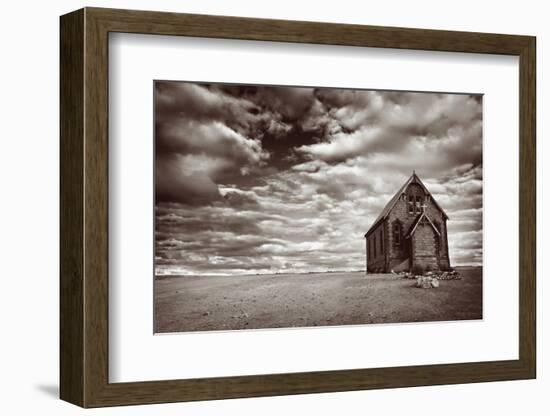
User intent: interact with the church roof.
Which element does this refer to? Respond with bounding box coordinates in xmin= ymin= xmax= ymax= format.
xmin=364 ymin=172 xmax=448 ymax=238
xmin=404 ymin=212 xmax=441 ymax=238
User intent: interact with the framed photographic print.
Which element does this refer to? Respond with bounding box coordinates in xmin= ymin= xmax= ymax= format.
xmin=60 ymin=7 xmax=536 ymax=408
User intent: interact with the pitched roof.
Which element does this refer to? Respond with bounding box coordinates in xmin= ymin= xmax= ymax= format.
xmin=364 ymin=172 xmax=448 ymax=238
xmin=404 ymin=212 xmax=441 ymax=238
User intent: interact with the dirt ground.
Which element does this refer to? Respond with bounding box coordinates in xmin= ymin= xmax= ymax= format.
xmin=154 ymin=266 xmax=482 ymax=333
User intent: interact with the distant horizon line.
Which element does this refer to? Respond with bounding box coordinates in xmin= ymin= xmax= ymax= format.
xmin=155 ymin=264 xmax=482 ymax=278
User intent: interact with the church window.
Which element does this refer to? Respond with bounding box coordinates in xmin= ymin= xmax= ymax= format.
xmin=415 ymin=195 xmax=422 ymax=213
xmin=408 ymin=195 xmax=414 ymax=214
xmin=393 ymin=221 xmax=402 ymax=249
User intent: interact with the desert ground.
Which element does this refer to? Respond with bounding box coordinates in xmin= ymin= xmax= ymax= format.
xmin=154 ymin=266 xmax=482 ymax=333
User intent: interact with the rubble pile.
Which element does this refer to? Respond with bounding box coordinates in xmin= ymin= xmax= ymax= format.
xmin=392 ymin=269 xmax=462 ymax=289
xmin=437 ymin=270 xmax=462 ymax=280
xmin=416 ymin=275 xmax=439 ymax=289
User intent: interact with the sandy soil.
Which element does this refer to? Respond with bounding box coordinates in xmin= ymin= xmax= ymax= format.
xmin=154 ymin=266 xmax=482 ymax=333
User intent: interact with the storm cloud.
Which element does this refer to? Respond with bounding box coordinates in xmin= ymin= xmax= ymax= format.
xmin=155 ymin=81 xmax=482 ymax=275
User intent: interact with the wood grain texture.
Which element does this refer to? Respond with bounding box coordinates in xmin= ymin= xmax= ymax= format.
xmin=59 ymin=7 xmax=537 ymax=408
xmin=518 ymin=38 xmax=536 ymax=375
xmin=83 ymin=11 xmax=110 ymax=406
xmin=59 ymin=8 xmax=84 ymax=407
xmin=89 ymin=7 xmax=532 ymax=55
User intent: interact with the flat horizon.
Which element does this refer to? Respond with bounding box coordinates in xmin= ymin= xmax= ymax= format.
xmin=155 ymin=265 xmax=482 ymax=278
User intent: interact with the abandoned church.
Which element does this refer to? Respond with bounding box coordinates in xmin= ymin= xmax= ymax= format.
xmin=365 ymin=172 xmax=450 ymax=273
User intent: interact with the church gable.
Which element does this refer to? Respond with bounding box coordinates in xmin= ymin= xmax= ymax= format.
xmin=388 ymin=175 xmax=447 ymax=221
xmin=365 ymin=172 xmax=447 ymax=239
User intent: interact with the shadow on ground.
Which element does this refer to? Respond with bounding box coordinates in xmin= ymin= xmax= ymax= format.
xmin=35 ymin=384 xmax=58 ymax=399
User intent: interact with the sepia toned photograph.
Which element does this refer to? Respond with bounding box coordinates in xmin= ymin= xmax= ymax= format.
xmin=154 ymin=81 xmax=483 ymax=333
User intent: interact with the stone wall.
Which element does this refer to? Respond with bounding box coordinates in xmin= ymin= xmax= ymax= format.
xmin=366 ymin=221 xmax=386 ymax=272
xmin=412 ymin=221 xmax=439 ymax=270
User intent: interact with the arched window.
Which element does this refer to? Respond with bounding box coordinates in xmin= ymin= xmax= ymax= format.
xmin=408 ymin=195 xmax=414 ymax=214
xmin=392 ymin=220 xmax=402 ymax=249
xmin=415 ymin=195 xmax=422 ymax=213
xmin=406 ymin=183 xmax=424 ymax=216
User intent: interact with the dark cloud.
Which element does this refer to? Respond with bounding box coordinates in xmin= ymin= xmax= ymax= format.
xmin=154 ymin=82 xmax=483 ymax=274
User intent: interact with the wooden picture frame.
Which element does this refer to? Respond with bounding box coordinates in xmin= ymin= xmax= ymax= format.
xmin=60 ymin=7 xmax=536 ymax=408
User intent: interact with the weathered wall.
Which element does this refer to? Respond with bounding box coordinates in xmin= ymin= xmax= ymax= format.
xmin=366 ymin=221 xmax=386 ymax=272
xmin=412 ymin=221 xmax=439 ymax=270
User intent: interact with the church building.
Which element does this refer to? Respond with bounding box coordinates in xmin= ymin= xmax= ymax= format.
xmin=365 ymin=172 xmax=450 ymax=273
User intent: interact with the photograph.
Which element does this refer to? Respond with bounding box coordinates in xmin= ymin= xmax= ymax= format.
xmin=153 ymin=81 xmax=483 ymax=333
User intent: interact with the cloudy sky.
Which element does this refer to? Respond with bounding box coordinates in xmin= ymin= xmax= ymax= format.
xmin=154 ymin=81 xmax=482 ymax=276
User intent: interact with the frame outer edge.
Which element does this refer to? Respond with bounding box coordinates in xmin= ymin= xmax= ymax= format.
xmin=60 ymin=8 xmax=86 ymax=407
xmin=83 ymin=6 xmax=111 ymax=408
xmin=85 ymin=6 xmax=532 ymax=55
xmin=61 ymin=7 xmax=537 ymax=407
xmin=519 ymin=37 xmax=536 ymax=377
